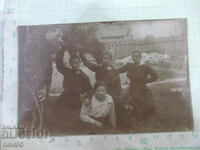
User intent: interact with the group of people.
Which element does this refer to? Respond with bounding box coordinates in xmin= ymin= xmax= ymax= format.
xmin=55 ymin=46 xmax=159 ymax=132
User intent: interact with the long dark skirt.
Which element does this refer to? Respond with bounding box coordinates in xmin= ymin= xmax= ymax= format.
xmin=112 ymin=94 xmax=134 ymax=128
xmin=130 ymin=86 xmax=156 ymax=121
xmin=54 ymin=90 xmax=82 ymax=132
xmin=56 ymin=90 xmax=82 ymax=109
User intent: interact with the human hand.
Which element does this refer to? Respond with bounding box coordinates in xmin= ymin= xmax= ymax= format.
xmin=83 ymin=98 xmax=90 ymax=107
xmin=128 ymin=105 xmax=133 ymax=111
xmin=112 ymin=123 xmax=116 ymax=128
xmin=80 ymin=92 xmax=87 ymax=103
xmin=124 ymin=104 xmax=129 ymax=110
xmin=94 ymin=121 xmax=103 ymax=128
xmin=124 ymin=104 xmax=133 ymax=111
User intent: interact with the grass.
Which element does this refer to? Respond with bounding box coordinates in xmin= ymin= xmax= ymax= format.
xmin=41 ymin=80 xmax=193 ymax=135
xmin=154 ymin=66 xmax=187 ymax=81
xmin=21 ymin=66 xmax=193 ymax=135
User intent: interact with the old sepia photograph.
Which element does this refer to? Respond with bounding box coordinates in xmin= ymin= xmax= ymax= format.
xmin=17 ymin=19 xmax=193 ymax=135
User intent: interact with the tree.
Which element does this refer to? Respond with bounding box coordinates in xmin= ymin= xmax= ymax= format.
xmin=62 ymin=24 xmax=105 ymax=63
xmin=18 ymin=24 xmax=105 ymax=130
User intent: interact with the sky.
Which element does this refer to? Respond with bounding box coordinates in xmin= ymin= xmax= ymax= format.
xmin=98 ymin=19 xmax=187 ymax=39
xmin=130 ymin=19 xmax=187 ymax=39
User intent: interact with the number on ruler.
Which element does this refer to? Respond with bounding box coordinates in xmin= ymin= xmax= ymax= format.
xmin=13 ymin=32 xmax=16 ymax=38
xmin=76 ymin=140 xmax=81 ymax=147
xmin=192 ymin=133 xmax=198 ymax=138
xmin=128 ymin=136 xmax=132 ymax=140
xmin=90 ymin=137 xmax=94 ymax=142
xmin=5 ymin=8 xmax=14 ymax=14
xmin=166 ymin=134 xmax=172 ymax=139
xmin=140 ymin=137 xmax=148 ymax=145
xmin=179 ymin=134 xmax=185 ymax=139
xmin=154 ymin=135 xmax=159 ymax=140
xmin=13 ymin=20 xmax=16 ymax=25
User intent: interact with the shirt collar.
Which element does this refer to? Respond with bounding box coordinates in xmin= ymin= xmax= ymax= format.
xmin=92 ymin=94 xmax=112 ymax=106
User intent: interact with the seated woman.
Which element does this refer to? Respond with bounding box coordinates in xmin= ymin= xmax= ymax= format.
xmin=80 ymin=81 xmax=116 ymax=129
xmin=79 ymin=50 xmax=125 ymax=127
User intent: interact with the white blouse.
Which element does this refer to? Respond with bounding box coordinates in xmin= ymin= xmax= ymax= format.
xmin=80 ymin=94 xmax=116 ymax=126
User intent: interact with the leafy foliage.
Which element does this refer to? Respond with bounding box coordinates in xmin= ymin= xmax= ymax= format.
xmin=62 ymin=24 xmax=105 ymax=63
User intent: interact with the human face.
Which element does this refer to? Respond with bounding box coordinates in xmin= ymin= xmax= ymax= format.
xmin=132 ymin=52 xmax=141 ymax=65
xmin=70 ymin=58 xmax=81 ymax=71
xmin=102 ymin=55 xmax=112 ymax=67
xmin=95 ymin=86 xmax=107 ymax=101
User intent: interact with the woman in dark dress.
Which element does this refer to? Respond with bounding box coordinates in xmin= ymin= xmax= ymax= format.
xmin=52 ymin=48 xmax=93 ymax=132
xmin=56 ymin=48 xmax=93 ymax=109
xmin=79 ymin=51 xmax=122 ymax=98
xmin=118 ymin=50 xmax=159 ymax=121
xmin=79 ymin=50 xmax=129 ymax=128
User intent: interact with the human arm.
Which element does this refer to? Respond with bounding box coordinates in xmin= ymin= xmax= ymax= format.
xmin=109 ymin=102 xmax=117 ymax=127
xmin=80 ymin=71 xmax=94 ymax=100
xmin=116 ymin=63 xmax=130 ymax=74
xmin=84 ymin=76 xmax=94 ymax=97
xmin=55 ymin=48 xmax=66 ymax=74
xmin=145 ymin=65 xmax=159 ymax=83
xmin=80 ymin=105 xmax=103 ymax=128
xmin=79 ymin=51 xmax=99 ymax=72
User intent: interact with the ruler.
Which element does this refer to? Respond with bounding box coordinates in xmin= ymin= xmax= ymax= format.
xmin=1 ymin=0 xmax=200 ymax=150
xmin=1 ymin=132 xmax=200 ymax=149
